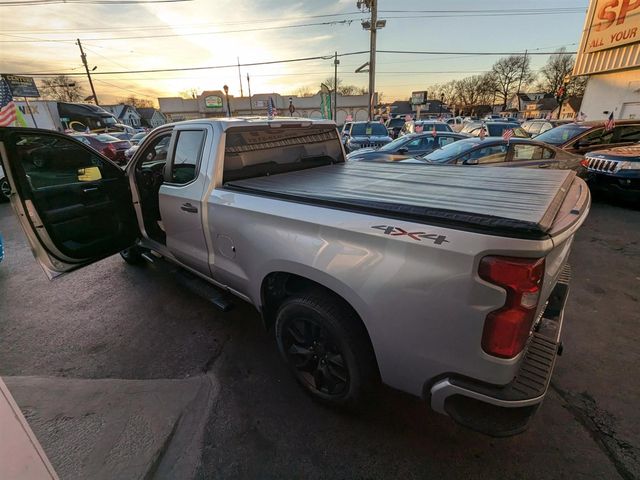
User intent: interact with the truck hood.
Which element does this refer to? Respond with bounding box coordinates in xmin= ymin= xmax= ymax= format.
xmin=587 ymin=144 xmax=640 ymax=161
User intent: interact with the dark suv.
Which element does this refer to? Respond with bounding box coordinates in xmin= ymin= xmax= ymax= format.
xmin=583 ymin=143 xmax=640 ymax=203
xmin=534 ymin=120 xmax=640 ymax=156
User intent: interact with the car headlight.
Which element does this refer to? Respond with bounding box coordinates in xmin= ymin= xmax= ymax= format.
xmin=617 ymin=161 xmax=640 ymax=170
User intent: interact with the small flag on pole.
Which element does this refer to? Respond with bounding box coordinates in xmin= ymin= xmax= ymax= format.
xmin=0 ymin=78 xmax=17 ymax=127
xmin=604 ymin=111 xmax=615 ymax=131
xmin=502 ymin=128 xmax=514 ymax=143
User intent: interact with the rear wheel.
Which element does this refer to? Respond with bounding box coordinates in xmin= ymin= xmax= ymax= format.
xmin=0 ymin=177 xmax=10 ymax=202
xmin=119 ymin=246 xmax=145 ymax=265
xmin=275 ymin=292 xmax=377 ymax=408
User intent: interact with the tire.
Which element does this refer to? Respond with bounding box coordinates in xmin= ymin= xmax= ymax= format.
xmin=119 ymin=246 xmax=145 ymax=265
xmin=0 ymin=177 xmax=10 ymax=203
xmin=275 ymin=292 xmax=378 ymax=409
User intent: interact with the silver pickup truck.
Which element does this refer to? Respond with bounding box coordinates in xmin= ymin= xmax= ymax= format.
xmin=0 ymin=119 xmax=590 ymax=436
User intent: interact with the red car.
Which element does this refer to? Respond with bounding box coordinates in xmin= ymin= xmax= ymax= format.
xmin=71 ymin=133 xmax=131 ymax=165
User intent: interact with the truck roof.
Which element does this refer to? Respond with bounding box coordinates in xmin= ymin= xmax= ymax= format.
xmin=168 ymin=117 xmax=337 ymax=130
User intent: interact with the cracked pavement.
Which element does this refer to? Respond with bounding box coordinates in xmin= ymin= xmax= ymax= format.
xmin=0 ymin=198 xmax=638 ymax=479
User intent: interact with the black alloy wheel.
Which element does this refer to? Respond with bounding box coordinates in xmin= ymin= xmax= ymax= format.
xmin=0 ymin=178 xmax=10 ymax=202
xmin=282 ymin=317 xmax=349 ymax=397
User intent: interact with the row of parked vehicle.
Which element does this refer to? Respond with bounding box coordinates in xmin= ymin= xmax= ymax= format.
xmin=340 ymin=118 xmax=640 ymax=203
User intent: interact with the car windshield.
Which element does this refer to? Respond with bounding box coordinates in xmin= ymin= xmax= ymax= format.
xmin=379 ymin=136 xmax=410 ymax=151
xmin=423 ymin=140 xmax=478 ymax=162
xmin=418 ymin=123 xmax=450 ymax=131
xmin=486 ymin=124 xmax=528 ymax=137
xmin=387 ymin=118 xmax=405 ymax=128
xmin=535 ymin=124 xmax=589 ymax=145
xmin=350 ymin=123 xmax=388 ymax=136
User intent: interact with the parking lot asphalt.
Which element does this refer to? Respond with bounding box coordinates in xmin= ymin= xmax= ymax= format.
xmin=0 ymin=197 xmax=638 ymax=480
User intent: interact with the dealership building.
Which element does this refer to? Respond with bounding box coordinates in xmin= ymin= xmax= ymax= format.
xmin=158 ymin=90 xmax=375 ymax=125
xmin=574 ymin=0 xmax=640 ymax=120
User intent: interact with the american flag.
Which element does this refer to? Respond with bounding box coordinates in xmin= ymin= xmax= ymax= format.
xmin=267 ymin=97 xmax=277 ymax=118
xmin=0 ymin=79 xmax=17 ymax=127
xmin=604 ymin=111 xmax=615 ymax=131
xmin=502 ymin=128 xmax=514 ymax=142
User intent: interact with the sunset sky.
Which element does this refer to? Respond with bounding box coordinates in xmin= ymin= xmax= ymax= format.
xmin=0 ymin=0 xmax=589 ymax=104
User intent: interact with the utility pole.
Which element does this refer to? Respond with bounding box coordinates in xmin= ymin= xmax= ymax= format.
xmin=358 ymin=0 xmax=384 ymax=120
xmin=333 ymin=51 xmax=339 ymax=121
xmin=516 ymin=49 xmax=528 ymax=111
xmin=77 ymin=38 xmax=99 ymax=105
xmin=237 ymin=57 xmax=244 ymax=97
xmin=246 ymin=73 xmax=253 ymax=115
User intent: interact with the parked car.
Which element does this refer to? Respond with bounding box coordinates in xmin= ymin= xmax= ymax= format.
xmin=346 ymin=132 xmax=467 ymax=162
xmin=385 ymin=117 xmax=406 ymax=139
xmin=108 ymin=131 xmax=136 ymax=142
xmin=583 ymin=143 xmax=640 ymax=203
xmin=484 ymin=114 xmax=502 ymax=121
xmin=411 ymin=136 xmax=585 ymax=174
xmin=0 ymin=164 xmax=9 ymax=202
xmin=446 ymin=116 xmax=466 ymax=132
xmin=0 ymin=119 xmax=590 ymax=436
xmin=71 ymin=133 xmax=132 ymax=166
xmin=344 ymin=121 xmax=392 ymax=152
xmin=463 ymin=122 xmax=529 ymax=138
xmin=399 ymin=120 xmax=453 ymax=137
xmin=130 ymin=132 xmax=147 ymax=146
xmin=534 ymin=120 xmax=640 ymax=155
xmin=0 ymin=233 xmax=4 ymax=263
xmin=522 ymin=119 xmax=574 ymax=138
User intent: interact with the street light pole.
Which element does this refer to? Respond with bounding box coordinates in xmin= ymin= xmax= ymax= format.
xmin=367 ymin=0 xmax=377 ymax=120
xmin=223 ymin=85 xmax=231 ymax=117
xmin=333 ymin=51 xmax=339 ymax=121
xmin=247 ymin=73 xmax=253 ymax=115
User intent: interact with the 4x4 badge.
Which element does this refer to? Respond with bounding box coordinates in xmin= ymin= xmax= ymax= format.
xmin=371 ymin=225 xmax=449 ymax=245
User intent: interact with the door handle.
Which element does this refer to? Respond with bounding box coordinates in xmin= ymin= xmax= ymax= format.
xmin=181 ymin=202 xmax=198 ymax=213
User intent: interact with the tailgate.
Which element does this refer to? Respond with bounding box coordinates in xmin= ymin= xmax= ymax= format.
xmin=536 ymin=175 xmax=590 ymax=320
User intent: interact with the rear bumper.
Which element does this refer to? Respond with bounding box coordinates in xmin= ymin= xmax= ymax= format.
xmin=429 ymin=264 xmax=570 ymax=436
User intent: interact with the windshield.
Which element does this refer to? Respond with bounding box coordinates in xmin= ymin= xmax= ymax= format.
xmin=379 ymin=136 xmax=410 ymax=151
xmin=535 ymin=124 xmax=589 ymax=145
xmin=387 ymin=118 xmax=405 ymax=128
xmin=486 ymin=124 xmax=528 ymax=137
xmin=350 ymin=122 xmax=388 ymax=136
xmin=423 ymin=140 xmax=477 ymax=162
xmin=418 ymin=123 xmax=450 ymax=132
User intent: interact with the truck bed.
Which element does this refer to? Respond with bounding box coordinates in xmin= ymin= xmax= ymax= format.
xmin=224 ymin=162 xmax=576 ymax=239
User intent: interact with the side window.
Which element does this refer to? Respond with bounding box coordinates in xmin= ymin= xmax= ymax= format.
xmin=541 ymin=147 xmax=555 ymax=159
xmin=170 ymin=130 xmax=205 ymax=185
xmin=13 ymin=133 xmax=110 ymax=190
xmin=405 ymin=138 xmax=423 ymax=150
xmin=512 ymin=144 xmax=545 ymax=161
xmin=438 ymin=136 xmax=458 ymax=147
xmin=578 ymin=128 xmax=613 ymax=147
xmin=141 ymin=134 xmax=171 ymax=167
xmin=616 ymin=125 xmax=640 ymax=142
xmin=466 ymin=145 xmax=508 ymax=164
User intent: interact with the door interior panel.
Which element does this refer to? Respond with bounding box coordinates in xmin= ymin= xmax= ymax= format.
xmin=9 ymin=131 xmax=138 ymax=260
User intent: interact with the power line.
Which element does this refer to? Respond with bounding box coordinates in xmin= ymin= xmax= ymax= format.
xmin=9 ymin=49 xmax=578 ymax=78
xmin=0 ymin=0 xmax=192 ymax=5
xmin=0 ymin=19 xmax=357 ymax=43
xmin=93 ymin=79 xmax=156 ymax=99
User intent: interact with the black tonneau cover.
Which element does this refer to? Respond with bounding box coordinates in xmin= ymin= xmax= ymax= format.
xmin=225 ymin=162 xmax=576 ymax=239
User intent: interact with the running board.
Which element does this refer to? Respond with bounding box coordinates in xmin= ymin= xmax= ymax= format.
xmin=174 ymin=269 xmax=234 ymax=312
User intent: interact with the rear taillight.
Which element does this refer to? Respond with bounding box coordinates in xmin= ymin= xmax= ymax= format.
xmin=479 ymin=256 xmax=545 ymax=359
xmin=102 ymin=143 xmax=116 ymax=159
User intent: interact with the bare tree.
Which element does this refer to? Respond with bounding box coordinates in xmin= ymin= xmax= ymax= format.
xmin=491 ymin=55 xmax=533 ymax=110
xmin=295 ymin=85 xmax=315 ymax=97
xmin=323 ymin=77 xmax=367 ymax=96
xmin=179 ymin=87 xmax=199 ymax=99
xmin=536 ymin=48 xmax=587 ymax=97
xmin=117 ymin=96 xmax=154 ymax=108
xmin=39 ymin=75 xmax=85 ymax=102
